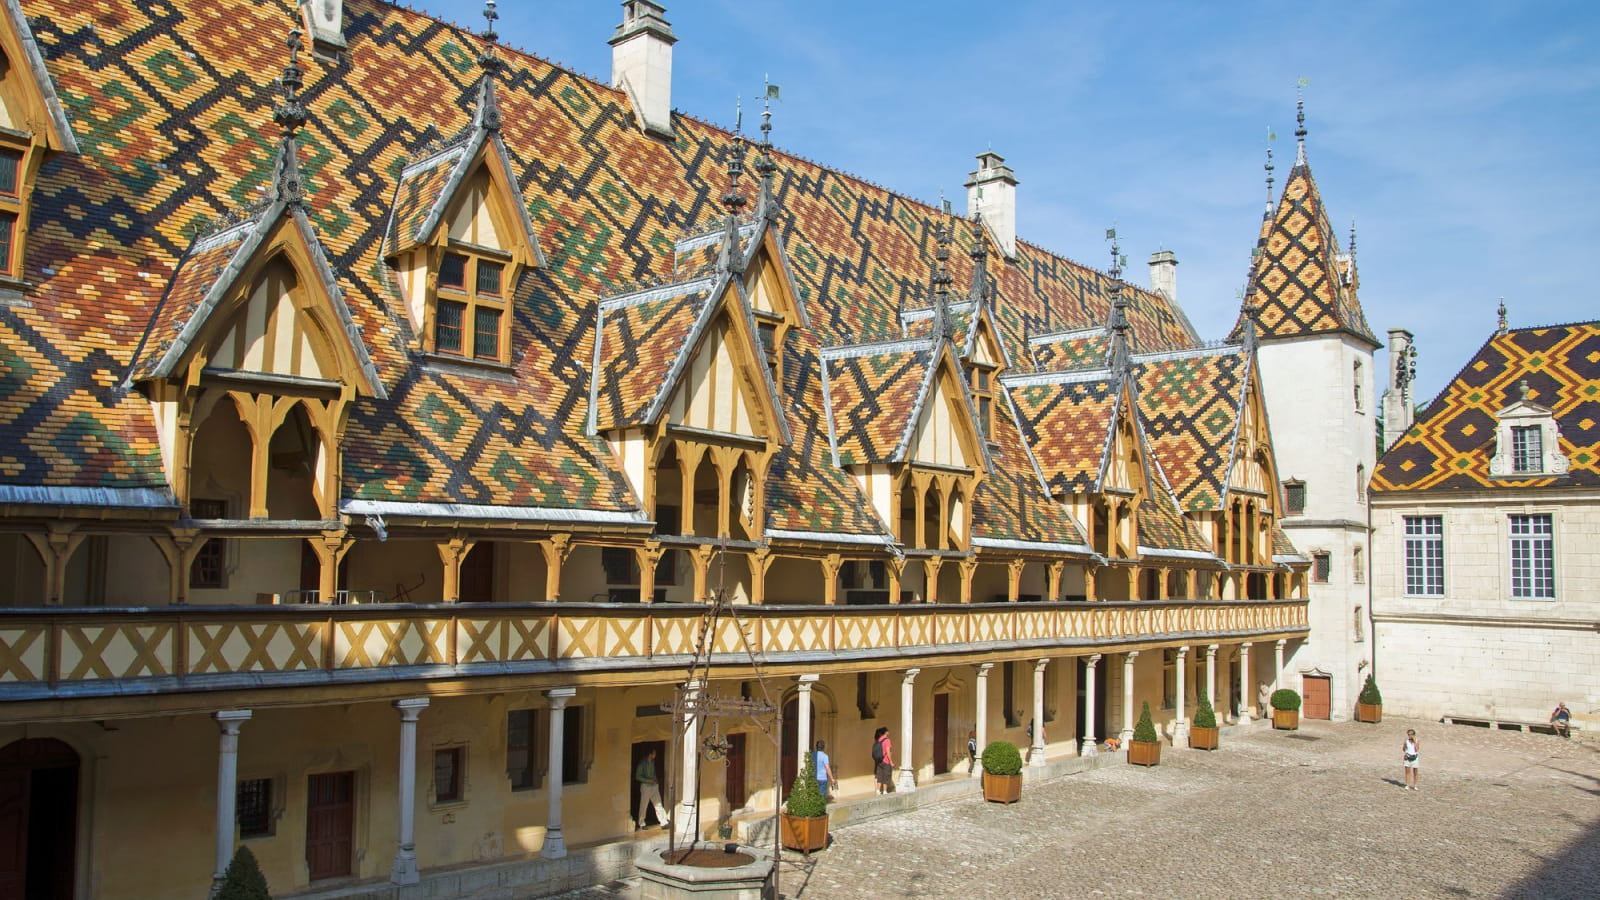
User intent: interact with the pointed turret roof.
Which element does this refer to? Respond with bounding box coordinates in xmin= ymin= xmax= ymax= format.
xmin=1233 ymin=126 xmax=1377 ymax=348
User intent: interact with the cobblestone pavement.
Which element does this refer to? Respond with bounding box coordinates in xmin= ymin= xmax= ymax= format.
xmin=552 ymin=718 xmax=1600 ymax=899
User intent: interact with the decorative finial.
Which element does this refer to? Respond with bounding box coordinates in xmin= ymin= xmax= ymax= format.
xmin=931 ymin=216 xmax=955 ymax=342
xmin=1294 ymin=77 xmax=1309 ymax=164
xmin=1241 ymin=302 xmax=1260 ymax=349
xmin=1518 ymin=378 xmax=1530 ymax=401
xmin=479 ymin=0 xmax=501 ymax=72
xmin=722 ymin=133 xmax=748 ymax=214
xmin=273 ymin=25 xmax=308 ymax=137
xmin=967 ymin=212 xmax=990 ymax=309
xmin=1264 ymin=127 xmax=1276 ymax=213
xmin=1106 ymin=227 xmax=1131 ymax=370
xmin=1496 ymin=299 xmax=1508 ymax=335
xmin=754 ymin=78 xmax=780 ymax=214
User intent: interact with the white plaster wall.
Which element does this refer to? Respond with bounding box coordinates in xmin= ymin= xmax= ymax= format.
xmin=1371 ymin=491 xmax=1600 ymax=721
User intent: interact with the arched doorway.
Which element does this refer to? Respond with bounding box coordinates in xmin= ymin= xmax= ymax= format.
xmin=0 ymin=738 xmax=78 ymax=899
xmin=780 ymin=696 xmax=816 ymax=796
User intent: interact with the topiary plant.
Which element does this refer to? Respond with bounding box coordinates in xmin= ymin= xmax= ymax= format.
xmin=1193 ymin=690 xmax=1217 ymax=729
xmin=1358 ymin=673 xmax=1382 ymax=706
xmin=216 ymin=845 xmax=271 ymax=900
xmin=1133 ymin=700 xmax=1158 ymax=743
xmin=980 ymin=740 xmax=1023 ymax=776
xmin=785 ymin=754 xmax=827 ymax=818
xmin=1271 ymin=688 xmax=1301 ymax=712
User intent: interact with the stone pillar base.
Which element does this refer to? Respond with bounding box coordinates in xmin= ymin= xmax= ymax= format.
xmin=541 ymin=827 xmax=568 ymax=860
xmin=391 ymin=849 xmax=421 ymax=885
xmin=1080 ymin=738 xmax=1098 ymax=757
xmin=1172 ymin=721 xmax=1190 ymax=746
xmin=896 ymin=768 xmax=916 ymax=793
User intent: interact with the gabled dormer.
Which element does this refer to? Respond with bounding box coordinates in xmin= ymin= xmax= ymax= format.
xmin=1488 ymin=381 xmax=1570 ymax=479
xmin=385 ymin=46 xmax=543 ymax=367
xmin=741 ymin=225 xmax=809 ymax=384
xmin=0 ymin=2 xmax=79 ymax=283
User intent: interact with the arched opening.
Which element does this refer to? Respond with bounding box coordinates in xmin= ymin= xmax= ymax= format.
xmin=1246 ymin=572 xmax=1267 ymax=600
xmin=0 ymin=738 xmax=79 ymax=898
xmin=946 ymin=484 xmax=966 ymax=550
xmin=1091 ymin=502 xmax=1110 ymax=557
xmin=897 ymin=484 xmax=917 ymax=548
xmin=189 ymin=395 xmax=251 ymax=515
xmin=729 ymin=456 xmax=755 ymax=541
xmin=922 ymin=484 xmax=944 ymax=550
xmin=1166 ymin=569 xmax=1187 ymax=599
xmin=1139 ymin=569 xmax=1161 ymax=600
xmin=266 ymin=403 xmax=321 ymax=520
xmin=690 ymin=456 xmax=720 ymax=538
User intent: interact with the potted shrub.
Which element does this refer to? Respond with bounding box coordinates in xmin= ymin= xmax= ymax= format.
xmin=1356 ymin=673 xmax=1382 ymax=723
xmin=1271 ymin=688 xmax=1301 ymax=730
xmin=1128 ymin=701 xmax=1161 ymax=766
xmin=216 ymin=845 xmax=271 ymax=900
xmin=780 ymin=755 xmax=828 ymax=854
xmin=1190 ymin=690 xmax=1219 ymax=750
xmin=981 ymin=740 xmax=1024 ymax=803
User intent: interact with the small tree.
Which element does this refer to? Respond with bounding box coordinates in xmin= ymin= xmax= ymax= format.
xmin=1358 ymin=673 xmax=1382 ymax=706
xmin=1271 ymin=688 xmax=1301 ymax=712
xmin=785 ymin=753 xmax=827 ymax=818
xmin=215 ymin=845 xmax=271 ymax=900
xmin=1193 ymin=690 xmax=1217 ymax=729
xmin=980 ymin=740 xmax=1023 ymax=776
xmin=1133 ymin=701 xmax=1159 ymax=743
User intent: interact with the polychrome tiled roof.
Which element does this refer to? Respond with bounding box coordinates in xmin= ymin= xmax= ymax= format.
xmin=388 ymin=147 xmax=462 ymax=253
xmin=1030 ymin=327 xmax=1111 ymax=371
xmin=2 ymin=0 xmax=1223 ymax=546
xmin=1138 ymin=488 xmax=1211 ymax=555
xmin=972 ymin=390 xmax=1088 ymax=548
xmin=1372 ymin=322 xmax=1600 ymax=492
xmin=1133 ymin=347 xmax=1248 ymax=513
xmin=1005 ymin=373 xmax=1118 ymax=496
xmin=591 ymin=278 xmax=718 ymax=431
xmin=1236 ymin=154 xmax=1376 ymax=347
xmin=821 ymin=339 xmax=936 ymax=466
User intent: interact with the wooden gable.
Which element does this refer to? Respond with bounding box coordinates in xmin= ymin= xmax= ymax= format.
xmin=1227 ymin=364 xmax=1280 ymax=507
xmin=663 ymin=282 xmax=781 ymax=443
xmin=908 ymin=350 xmax=985 ymax=471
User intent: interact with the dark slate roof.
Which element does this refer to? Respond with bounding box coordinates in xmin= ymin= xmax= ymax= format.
xmin=1372 ymin=322 xmax=1600 ymax=492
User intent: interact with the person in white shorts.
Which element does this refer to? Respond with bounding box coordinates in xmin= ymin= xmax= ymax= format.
xmin=1401 ymin=729 xmax=1420 ymax=791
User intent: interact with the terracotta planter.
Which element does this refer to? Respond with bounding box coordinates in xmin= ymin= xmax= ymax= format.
xmin=982 ymin=771 xmax=1022 ymax=804
xmin=780 ymin=812 xmax=828 ymax=854
xmin=1356 ymin=702 xmax=1382 ymax=723
xmin=1128 ymin=739 xmax=1161 ymax=767
xmin=1273 ymin=709 xmax=1300 ymax=730
xmin=1189 ymin=725 xmax=1219 ymax=750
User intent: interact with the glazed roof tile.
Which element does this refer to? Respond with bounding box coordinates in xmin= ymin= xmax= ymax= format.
xmin=820 ymin=339 xmax=936 ymax=466
xmin=1003 ymin=372 xmax=1118 ymax=495
xmin=1372 ymin=322 xmax=1600 ymax=492
xmin=1137 ymin=486 xmax=1212 ymax=556
xmin=1133 ymin=347 xmax=1248 ymax=512
xmin=1030 ymin=327 xmax=1111 ymax=371
xmin=591 ymin=278 xmax=718 ymax=431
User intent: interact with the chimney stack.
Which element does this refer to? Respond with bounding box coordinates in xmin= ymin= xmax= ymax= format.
xmin=965 ymin=151 xmax=1017 ymax=260
xmin=298 ymin=0 xmax=346 ymax=53
xmin=609 ymin=1 xmax=677 ymax=138
xmin=1147 ymin=250 xmax=1178 ymax=303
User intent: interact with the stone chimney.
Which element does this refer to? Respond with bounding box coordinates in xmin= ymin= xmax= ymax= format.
xmin=298 ymin=0 xmax=346 ymax=53
xmin=1382 ymin=328 xmax=1416 ymax=450
xmin=1147 ymin=250 xmax=1178 ymax=303
xmin=609 ymin=1 xmax=677 ymax=138
xmin=965 ymin=151 xmax=1017 ymax=260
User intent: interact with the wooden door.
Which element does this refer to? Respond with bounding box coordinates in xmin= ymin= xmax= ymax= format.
xmin=932 ymin=693 xmax=950 ymax=775
xmin=725 ymin=733 xmax=747 ymax=811
xmin=1303 ymin=675 xmax=1331 ymax=720
xmin=0 ymin=769 xmax=26 ymax=900
xmin=306 ymin=771 xmax=354 ymax=881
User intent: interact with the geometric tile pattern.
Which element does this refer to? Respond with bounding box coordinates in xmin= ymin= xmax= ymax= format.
xmin=1006 ymin=376 xmax=1117 ymax=495
xmin=1237 ymin=157 xmax=1376 ymax=346
xmin=1030 ymin=328 xmax=1111 ymax=371
xmin=1138 ymin=486 xmax=1212 ymax=555
xmin=592 ymin=281 xmax=715 ymax=430
xmin=1133 ymin=350 xmax=1248 ymax=512
xmin=972 ymin=389 xmax=1089 ymax=546
xmin=821 ymin=341 xmax=935 ymax=465
xmin=1372 ymin=322 xmax=1600 ymax=492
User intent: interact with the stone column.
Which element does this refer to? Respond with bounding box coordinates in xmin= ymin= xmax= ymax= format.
xmin=1029 ymin=658 xmax=1048 ymax=767
xmin=974 ymin=663 xmax=993 ymax=776
xmin=796 ymin=674 xmax=819 ymax=772
xmin=211 ymin=710 xmax=252 ymax=895
xmin=674 ymin=681 xmax=705 ymax=844
xmin=1173 ymin=647 xmax=1190 ymax=745
xmin=1205 ymin=644 xmax=1218 ymax=709
xmin=897 ymin=668 xmax=920 ymax=792
xmin=542 ymin=688 xmax=576 ymax=859
xmin=1120 ymin=651 xmax=1139 ymax=745
xmin=1080 ymin=655 xmax=1101 ymax=757
xmin=1274 ymin=639 xmax=1287 ymax=690
xmin=1238 ymin=642 xmax=1254 ymax=723
xmin=391 ymin=698 xmax=429 ymax=884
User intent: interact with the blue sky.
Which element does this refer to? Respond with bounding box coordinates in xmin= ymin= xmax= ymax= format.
xmin=414 ymin=0 xmax=1600 ymax=407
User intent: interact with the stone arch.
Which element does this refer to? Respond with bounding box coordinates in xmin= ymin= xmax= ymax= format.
xmin=265 ymin=400 xmax=322 ymax=520
xmin=189 ymin=393 xmax=251 ymax=516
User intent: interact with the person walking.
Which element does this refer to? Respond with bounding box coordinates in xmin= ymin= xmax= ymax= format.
xmin=1401 ymin=729 xmax=1421 ymax=791
xmin=813 ymin=739 xmax=836 ymax=800
xmin=967 ymin=730 xmax=978 ymax=774
xmin=871 ymin=727 xmax=894 ymax=794
xmin=635 ymin=748 xmax=669 ymax=829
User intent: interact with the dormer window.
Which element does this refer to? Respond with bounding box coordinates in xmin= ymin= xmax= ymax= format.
xmin=969 ymin=363 xmax=996 ymax=441
xmin=0 ymin=147 xmax=21 ymax=277
xmin=433 ymin=248 xmax=508 ymax=361
xmin=1511 ymin=425 xmax=1542 ymax=473
xmin=1488 ymin=384 xmax=1569 ymax=479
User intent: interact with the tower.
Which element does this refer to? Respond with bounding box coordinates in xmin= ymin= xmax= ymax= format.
xmin=1235 ymin=95 xmax=1379 ymax=720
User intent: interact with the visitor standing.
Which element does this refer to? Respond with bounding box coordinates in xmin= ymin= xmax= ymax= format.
xmin=813 ymin=739 xmax=835 ymax=800
xmin=872 ymin=727 xmax=894 ymax=794
xmin=1401 ymin=729 xmax=1420 ymax=791
xmin=635 ymin=748 xmax=669 ymax=829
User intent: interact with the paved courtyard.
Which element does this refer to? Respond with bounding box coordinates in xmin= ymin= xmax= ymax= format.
xmin=559 ymin=717 xmax=1600 ymax=899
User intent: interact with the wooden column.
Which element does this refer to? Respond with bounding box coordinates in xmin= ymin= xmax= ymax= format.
xmin=959 ymin=557 xmax=979 ymax=604
xmin=1006 ymin=559 xmax=1025 ymax=603
xmin=636 ymin=542 xmax=663 ymax=603
xmin=436 ymin=535 xmax=476 ymax=604
xmin=747 ymin=548 xmax=774 ymax=605
xmin=1047 ymin=561 xmax=1064 ymax=602
xmin=923 ymin=556 xmax=943 ymax=604
xmin=538 ymin=534 xmax=572 ymax=601
xmin=821 ymin=553 xmax=844 ymax=606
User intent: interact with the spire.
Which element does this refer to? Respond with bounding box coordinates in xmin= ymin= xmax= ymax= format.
xmin=1106 ymin=227 xmax=1131 ymax=372
xmin=1496 ymin=299 xmax=1508 ymax=335
xmin=754 ymin=77 xmax=780 ymax=218
xmin=1263 ymin=128 xmax=1276 ymax=216
xmin=473 ymin=0 xmax=503 ymax=130
xmin=1241 ymin=302 xmax=1260 ymax=351
xmin=966 ymin=212 xmax=990 ymax=309
xmin=1294 ymin=77 xmax=1308 ymax=166
xmin=1346 ymin=218 xmax=1359 ymax=288
xmin=269 ymin=19 xmax=308 ymax=205
xmin=716 ymin=119 xmax=748 ymax=273
xmin=930 ymin=215 xmax=955 ymax=343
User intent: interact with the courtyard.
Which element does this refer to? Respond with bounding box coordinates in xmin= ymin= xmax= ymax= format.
xmin=563 ymin=718 xmax=1600 ymax=899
